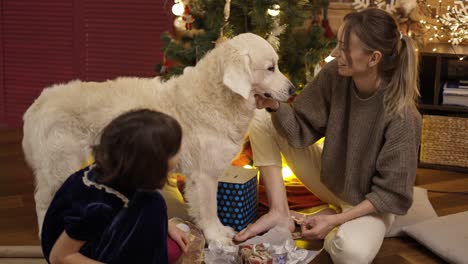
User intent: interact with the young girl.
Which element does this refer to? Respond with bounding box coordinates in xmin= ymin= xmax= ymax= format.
xmin=41 ymin=109 xmax=188 ymax=264
xmin=236 ymin=8 xmax=422 ymax=263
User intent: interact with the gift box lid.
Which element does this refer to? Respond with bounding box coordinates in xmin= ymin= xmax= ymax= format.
xmin=219 ymin=166 xmax=258 ymax=184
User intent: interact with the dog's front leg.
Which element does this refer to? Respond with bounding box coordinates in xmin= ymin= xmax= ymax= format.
xmin=184 ymin=170 xmax=236 ymax=245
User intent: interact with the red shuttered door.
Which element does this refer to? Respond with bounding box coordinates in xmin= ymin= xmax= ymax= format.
xmin=0 ymin=0 xmax=173 ymax=127
xmin=2 ymin=0 xmax=75 ymax=128
xmin=0 ymin=2 xmax=4 ymax=124
xmin=84 ymin=0 xmax=172 ymax=80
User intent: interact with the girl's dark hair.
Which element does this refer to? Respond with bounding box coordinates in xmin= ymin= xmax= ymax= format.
xmin=92 ymin=109 xmax=182 ymax=194
xmin=342 ymin=8 xmax=420 ymax=117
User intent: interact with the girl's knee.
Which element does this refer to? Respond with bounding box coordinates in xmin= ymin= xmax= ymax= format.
xmin=251 ymin=109 xmax=271 ymax=127
xmin=325 ymin=233 xmax=377 ymax=264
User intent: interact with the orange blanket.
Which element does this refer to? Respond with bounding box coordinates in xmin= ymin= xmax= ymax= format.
xmin=258 ymin=176 xmax=324 ymax=215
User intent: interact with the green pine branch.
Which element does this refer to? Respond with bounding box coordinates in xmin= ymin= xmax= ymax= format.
xmin=157 ymin=0 xmax=335 ymax=91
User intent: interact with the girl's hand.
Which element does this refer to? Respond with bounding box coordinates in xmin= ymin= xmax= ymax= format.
xmin=168 ymin=219 xmax=189 ymax=253
xmin=254 ymin=95 xmax=280 ymax=110
xmin=300 ymin=214 xmax=339 ymax=240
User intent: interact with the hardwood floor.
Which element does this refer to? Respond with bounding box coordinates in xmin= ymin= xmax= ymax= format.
xmin=1 ymin=128 xmax=467 ymax=263
xmin=0 ymin=129 xmax=39 ymax=246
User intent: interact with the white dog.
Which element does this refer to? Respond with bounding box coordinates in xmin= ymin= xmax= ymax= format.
xmin=22 ymin=33 xmax=295 ymax=244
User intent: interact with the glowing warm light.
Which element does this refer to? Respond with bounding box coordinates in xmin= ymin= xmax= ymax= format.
xmin=243 ymin=165 xmax=253 ymax=169
xmin=279 ymin=138 xmax=325 ymax=181
xmin=267 ymin=4 xmax=280 ymax=16
xmin=173 ymin=17 xmax=185 ymax=29
xmin=324 ymin=55 xmax=335 ymax=63
xmin=172 ymin=3 xmax=184 ymax=16
xmin=282 ymin=166 xmax=294 ymax=180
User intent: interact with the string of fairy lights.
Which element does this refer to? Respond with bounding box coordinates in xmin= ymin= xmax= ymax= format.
xmin=439 ymin=0 xmax=467 ymax=45
xmin=171 ymin=1 xmax=281 ymax=17
xmin=417 ymin=0 xmax=467 ymax=44
xmin=168 ymin=0 xmax=467 ymax=59
xmin=353 ymin=0 xmax=467 ymax=60
xmin=170 ymin=0 xmax=281 ymax=31
xmin=416 ymin=0 xmax=467 ymax=60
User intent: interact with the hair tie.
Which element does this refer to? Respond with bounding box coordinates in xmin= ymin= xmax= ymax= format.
xmin=400 ymin=32 xmax=403 ymax=40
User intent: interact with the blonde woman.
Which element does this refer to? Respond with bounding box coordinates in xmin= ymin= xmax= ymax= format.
xmin=235 ymin=8 xmax=422 ymax=263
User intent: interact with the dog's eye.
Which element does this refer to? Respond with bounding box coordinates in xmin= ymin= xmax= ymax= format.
xmin=267 ymin=66 xmax=275 ymax=72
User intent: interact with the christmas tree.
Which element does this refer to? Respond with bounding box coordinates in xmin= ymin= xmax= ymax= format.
xmin=156 ymin=0 xmax=336 ymax=91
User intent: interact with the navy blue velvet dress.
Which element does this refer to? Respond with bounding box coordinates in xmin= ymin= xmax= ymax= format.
xmin=41 ymin=165 xmax=169 ymax=264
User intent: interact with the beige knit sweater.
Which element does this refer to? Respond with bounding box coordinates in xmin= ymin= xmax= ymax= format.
xmin=272 ymin=60 xmax=422 ymax=215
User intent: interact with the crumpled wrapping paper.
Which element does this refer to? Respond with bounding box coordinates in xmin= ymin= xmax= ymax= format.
xmin=204 ymin=226 xmax=321 ymax=264
xmin=204 ymin=240 xmax=239 ymax=264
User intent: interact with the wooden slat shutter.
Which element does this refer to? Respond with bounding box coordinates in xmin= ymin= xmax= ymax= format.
xmin=1 ymin=0 xmax=75 ymax=127
xmin=0 ymin=2 xmax=4 ymax=124
xmin=0 ymin=0 xmax=173 ymax=127
xmin=83 ymin=0 xmax=173 ymax=80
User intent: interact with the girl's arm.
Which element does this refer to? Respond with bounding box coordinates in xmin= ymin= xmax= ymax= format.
xmin=168 ymin=218 xmax=189 ymax=252
xmin=333 ymin=199 xmax=376 ymax=225
xmin=269 ymin=61 xmax=336 ymax=149
xmin=300 ymin=200 xmax=376 ymax=240
xmin=49 ymin=231 xmax=103 ymax=264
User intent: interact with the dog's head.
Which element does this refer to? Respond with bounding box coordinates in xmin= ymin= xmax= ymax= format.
xmin=222 ymin=33 xmax=295 ymax=101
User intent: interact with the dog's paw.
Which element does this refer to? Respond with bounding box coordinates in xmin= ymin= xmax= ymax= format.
xmin=219 ymin=224 xmax=237 ymax=239
xmin=203 ymin=223 xmax=236 ymax=245
xmin=211 ymin=235 xmax=235 ymax=246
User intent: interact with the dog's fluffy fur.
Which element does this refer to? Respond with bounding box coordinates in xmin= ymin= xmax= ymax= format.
xmin=22 ymin=33 xmax=294 ymax=244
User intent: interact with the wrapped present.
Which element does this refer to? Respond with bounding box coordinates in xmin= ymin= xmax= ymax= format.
xmin=238 ymin=244 xmax=272 ymax=264
xmin=217 ymin=166 xmax=258 ymax=232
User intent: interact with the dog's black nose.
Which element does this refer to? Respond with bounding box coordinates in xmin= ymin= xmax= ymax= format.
xmin=289 ymin=85 xmax=297 ymax=95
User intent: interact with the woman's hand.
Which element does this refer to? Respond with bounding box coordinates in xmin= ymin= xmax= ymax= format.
xmin=300 ymin=214 xmax=340 ymax=240
xmin=168 ymin=219 xmax=189 ymax=253
xmin=255 ymin=95 xmax=280 ymax=110
xmin=300 ymin=200 xmax=377 ymax=241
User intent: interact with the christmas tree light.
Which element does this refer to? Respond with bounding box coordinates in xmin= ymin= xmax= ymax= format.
xmin=157 ymin=0 xmax=336 ymax=91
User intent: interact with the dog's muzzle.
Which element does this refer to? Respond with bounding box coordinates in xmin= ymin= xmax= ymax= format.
xmin=289 ymin=85 xmax=297 ymax=95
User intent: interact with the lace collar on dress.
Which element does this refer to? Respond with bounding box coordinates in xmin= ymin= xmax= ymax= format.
xmin=82 ymin=164 xmax=129 ymax=208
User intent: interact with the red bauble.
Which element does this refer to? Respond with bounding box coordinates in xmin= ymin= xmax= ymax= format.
xmin=322 ymin=19 xmax=334 ymax=39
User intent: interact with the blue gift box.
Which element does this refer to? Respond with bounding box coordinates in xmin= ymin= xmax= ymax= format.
xmin=217 ymin=166 xmax=258 ymax=232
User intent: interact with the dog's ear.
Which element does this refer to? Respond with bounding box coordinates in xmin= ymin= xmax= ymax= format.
xmin=223 ymin=54 xmax=252 ymax=100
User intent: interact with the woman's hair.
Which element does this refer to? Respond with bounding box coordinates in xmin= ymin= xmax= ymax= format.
xmin=342 ymin=8 xmax=420 ymax=117
xmin=92 ymin=109 xmax=182 ymax=194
